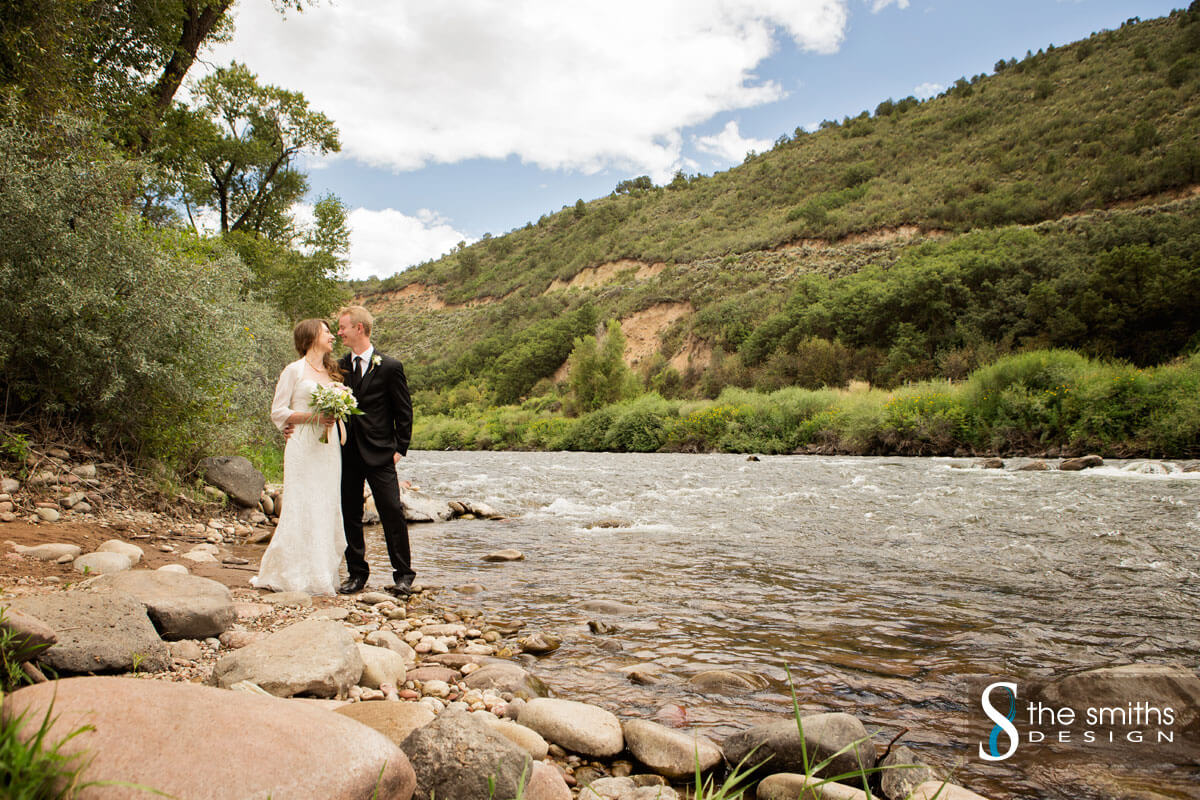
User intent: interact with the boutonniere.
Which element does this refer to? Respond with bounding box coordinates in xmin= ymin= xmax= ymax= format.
xmin=371 ymin=354 xmax=382 ymax=368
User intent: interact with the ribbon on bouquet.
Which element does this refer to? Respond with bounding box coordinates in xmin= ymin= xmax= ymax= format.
xmin=337 ymin=418 xmax=347 ymax=445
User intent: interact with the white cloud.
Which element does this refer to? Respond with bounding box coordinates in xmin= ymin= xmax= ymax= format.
xmin=344 ymin=208 xmax=470 ymax=280
xmin=208 ymin=1 xmax=851 ymax=182
xmin=869 ymin=0 xmax=910 ymax=11
xmin=695 ymin=121 xmax=775 ymax=164
xmin=913 ymin=81 xmax=944 ymax=99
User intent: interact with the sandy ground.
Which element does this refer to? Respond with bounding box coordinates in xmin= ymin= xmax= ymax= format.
xmin=0 ymin=518 xmax=268 ymax=593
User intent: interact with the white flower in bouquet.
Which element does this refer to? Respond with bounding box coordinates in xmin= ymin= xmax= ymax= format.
xmin=309 ymin=383 xmax=363 ymax=442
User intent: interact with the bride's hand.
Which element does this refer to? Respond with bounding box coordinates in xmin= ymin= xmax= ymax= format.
xmin=313 ymin=412 xmax=336 ymax=426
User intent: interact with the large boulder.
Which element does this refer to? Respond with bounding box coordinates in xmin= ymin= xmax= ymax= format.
xmin=400 ymin=708 xmax=534 ymax=800
xmin=198 ymin=455 xmax=265 ymax=507
xmin=91 ymin=570 xmax=235 ymax=639
xmin=2 ymin=677 xmax=415 ymax=800
xmin=622 ymin=718 xmax=722 ymax=779
xmin=723 ymin=713 xmax=877 ymax=779
xmin=211 ymin=619 xmax=363 ymax=698
xmin=72 ymin=552 xmax=132 ymax=575
xmin=8 ymin=592 xmax=169 ymax=674
xmin=518 ymin=698 xmax=624 ymax=758
xmin=462 ymin=661 xmax=551 ymax=699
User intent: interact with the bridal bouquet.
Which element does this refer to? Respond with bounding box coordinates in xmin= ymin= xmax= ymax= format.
xmin=310 ymin=383 xmax=363 ymax=443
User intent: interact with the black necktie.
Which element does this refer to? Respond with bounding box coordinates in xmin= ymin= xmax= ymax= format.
xmin=353 ymin=356 xmax=363 ymax=384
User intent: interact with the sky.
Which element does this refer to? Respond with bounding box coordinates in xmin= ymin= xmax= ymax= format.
xmin=205 ymin=0 xmax=1183 ymax=280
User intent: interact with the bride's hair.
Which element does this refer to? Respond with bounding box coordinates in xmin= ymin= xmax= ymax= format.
xmin=293 ymin=319 xmax=343 ymax=381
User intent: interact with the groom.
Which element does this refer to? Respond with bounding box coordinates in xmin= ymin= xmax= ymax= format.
xmin=335 ymin=305 xmax=415 ymax=597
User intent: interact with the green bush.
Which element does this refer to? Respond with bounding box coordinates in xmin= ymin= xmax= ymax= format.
xmin=0 ymin=112 xmax=289 ymax=468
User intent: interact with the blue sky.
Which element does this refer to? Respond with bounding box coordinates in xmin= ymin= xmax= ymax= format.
xmin=208 ymin=0 xmax=1182 ymax=279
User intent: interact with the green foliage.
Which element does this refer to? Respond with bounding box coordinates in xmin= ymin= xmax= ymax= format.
xmin=0 ymin=110 xmax=290 ymax=468
xmin=566 ymin=320 xmax=639 ymax=413
xmin=167 ymin=61 xmax=340 ymax=236
xmin=423 ymin=351 xmax=1200 ymax=457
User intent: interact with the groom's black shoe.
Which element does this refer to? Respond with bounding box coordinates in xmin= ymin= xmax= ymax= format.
xmin=384 ymin=578 xmax=413 ymax=598
xmin=337 ymin=575 xmax=367 ymax=594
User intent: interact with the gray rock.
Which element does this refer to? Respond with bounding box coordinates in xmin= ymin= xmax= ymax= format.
xmin=12 ymin=542 xmax=81 ymax=561
xmin=1017 ymin=460 xmax=1049 ymax=471
xmin=518 ymin=698 xmax=624 ymax=757
xmin=72 ymin=552 xmax=134 ymax=576
xmin=169 ymin=640 xmax=204 ymax=661
xmin=463 ymin=661 xmax=551 ymax=699
xmin=7 ymin=592 xmax=169 ymax=674
xmin=687 ymin=669 xmax=769 ymax=693
xmin=758 ymin=773 xmax=868 ymax=800
xmin=401 ymin=707 xmax=534 ymax=800
xmin=1060 ymin=454 xmax=1104 ymax=471
xmin=34 ymin=507 xmax=60 ymax=522
xmin=400 ymin=487 xmax=454 ymax=522
xmin=722 ymin=713 xmax=877 ymax=779
xmin=357 ymin=643 xmax=408 ymax=689
xmin=519 ymin=631 xmax=561 ymax=655
xmin=96 ymin=539 xmax=144 ymax=565
xmin=622 ymin=718 xmax=722 ymax=779
xmin=211 ymin=619 xmax=363 ymax=698
xmin=579 ymin=777 xmax=636 ymax=799
xmin=198 ymin=455 xmax=265 ymax=507
xmin=879 ymin=745 xmax=937 ymax=800
xmin=359 ymin=591 xmax=395 ymax=605
xmin=70 ymin=464 xmax=97 ymax=479
xmin=91 ymin=570 xmax=235 ymax=640
xmin=974 ymin=458 xmax=1003 ymax=469
xmin=2 ymin=676 xmax=415 ymax=800
xmin=0 ymin=478 xmax=19 ymax=493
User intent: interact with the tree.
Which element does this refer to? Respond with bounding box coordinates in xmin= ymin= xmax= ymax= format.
xmin=173 ymin=62 xmax=340 ymax=236
xmin=567 ymin=320 xmax=639 ymax=413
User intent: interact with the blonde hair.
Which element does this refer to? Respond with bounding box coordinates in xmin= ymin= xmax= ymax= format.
xmin=338 ymin=305 xmax=373 ymax=337
xmin=293 ymin=319 xmax=342 ymax=381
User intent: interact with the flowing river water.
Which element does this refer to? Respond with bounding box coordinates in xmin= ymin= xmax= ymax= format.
xmin=365 ymin=451 xmax=1200 ymax=800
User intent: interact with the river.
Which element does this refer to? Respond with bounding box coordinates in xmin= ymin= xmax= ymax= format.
xmin=366 ymin=451 xmax=1200 ymax=799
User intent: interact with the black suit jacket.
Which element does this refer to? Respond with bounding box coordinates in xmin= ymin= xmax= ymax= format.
xmin=339 ymin=351 xmax=413 ymax=467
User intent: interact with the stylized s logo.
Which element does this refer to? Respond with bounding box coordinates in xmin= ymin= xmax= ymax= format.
xmin=979 ymin=681 xmax=1018 ymax=761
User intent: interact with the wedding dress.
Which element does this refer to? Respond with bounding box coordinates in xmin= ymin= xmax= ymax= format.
xmin=251 ymin=359 xmax=346 ymax=595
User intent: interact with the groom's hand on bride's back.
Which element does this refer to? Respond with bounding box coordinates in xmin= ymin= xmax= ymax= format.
xmin=282 ymin=423 xmax=295 ymax=440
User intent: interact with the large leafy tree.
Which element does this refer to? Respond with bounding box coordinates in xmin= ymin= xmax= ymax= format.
xmin=171 ymin=62 xmax=340 ymax=236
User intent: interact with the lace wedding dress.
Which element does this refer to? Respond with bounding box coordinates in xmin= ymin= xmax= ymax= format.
xmin=251 ymin=360 xmax=346 ymax=595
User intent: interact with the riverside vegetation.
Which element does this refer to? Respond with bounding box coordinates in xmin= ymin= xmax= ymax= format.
xmin=356 ymin=9 xmax=1200 ymax=459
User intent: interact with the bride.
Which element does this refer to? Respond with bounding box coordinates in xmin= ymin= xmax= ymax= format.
xmin=251 ymin=318 xmax=346 ymax=595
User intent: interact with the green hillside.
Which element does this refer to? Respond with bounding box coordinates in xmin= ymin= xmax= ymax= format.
xmin=357 ymin=10 xmax=1200 ymax=408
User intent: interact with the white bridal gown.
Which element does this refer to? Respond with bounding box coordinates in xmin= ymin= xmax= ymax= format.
xmin=251 ymin=359 xmax=345 ymax=595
